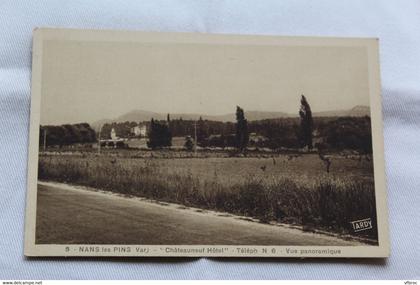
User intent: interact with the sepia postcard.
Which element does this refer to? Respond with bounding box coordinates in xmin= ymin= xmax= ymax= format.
xmin=24 ymin=28 xmax=389 ymax=257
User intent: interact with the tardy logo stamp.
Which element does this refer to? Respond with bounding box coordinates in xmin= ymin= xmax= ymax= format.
xmin=350 ymin=218 xmax=373 ymax=232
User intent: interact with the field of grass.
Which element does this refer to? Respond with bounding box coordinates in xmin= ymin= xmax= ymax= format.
xmin=38 ymin=151 xmax=378 ymax=241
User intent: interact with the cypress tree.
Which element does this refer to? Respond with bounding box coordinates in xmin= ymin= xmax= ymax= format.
xmin=235 ymin=106 xmax=249 ymax=152
xmin=299 ymin=95 xmax=313 ymax=149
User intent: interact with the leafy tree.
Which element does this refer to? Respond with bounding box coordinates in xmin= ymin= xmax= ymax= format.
xmin=319 ymin=116 xmax=372 ymax=153
xmin=39 ymin=123 xmax=96 ymax=147
xmin=235 ymin=106 xmax=249 ymax=152
xmin=299 ymin=95 xmax=313 ymax=149
xmin=77 ymin=123 xmax=96 ymax=142
xmin=147 ymin=118 xmax=172 ymax=149
xmin=249 ymin=119 xmax=300 ymax=150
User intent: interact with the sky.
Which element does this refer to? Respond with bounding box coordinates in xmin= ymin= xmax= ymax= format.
xmin=40 ymin=39 xmax=370 ymax=125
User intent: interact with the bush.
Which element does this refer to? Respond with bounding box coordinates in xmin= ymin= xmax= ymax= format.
xmin=184 ymin=136 xmax=194 ymax=151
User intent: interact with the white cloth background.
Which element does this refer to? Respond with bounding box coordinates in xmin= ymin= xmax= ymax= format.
xmin=0 ymin=0 xmax=419 ymax=279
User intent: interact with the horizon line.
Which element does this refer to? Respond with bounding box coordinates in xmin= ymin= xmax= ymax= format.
xmin=97 ymin=104 xmax=370 ymax=121
xmin=41 ymin=105 xmax=370 ymax=126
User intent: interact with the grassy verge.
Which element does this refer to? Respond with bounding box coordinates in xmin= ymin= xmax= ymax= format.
xmin=38 ymin=154 xmax=378 ymax=241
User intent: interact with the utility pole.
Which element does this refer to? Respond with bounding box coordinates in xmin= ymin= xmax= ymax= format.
xmin=98 ymin=125 xmax=102 ymax=155
xmin=194 ymin=120 xmax=197 ymax=157
xmin=43 ymin=128 xmax=47 ymax=151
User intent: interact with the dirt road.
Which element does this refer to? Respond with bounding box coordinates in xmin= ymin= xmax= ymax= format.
xmin=36 ymin=182 xmax=361 ymax=245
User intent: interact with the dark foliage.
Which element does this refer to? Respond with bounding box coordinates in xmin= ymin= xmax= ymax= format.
xmin=39 ymin=123 xmax=96 ymax=147
xmin=96 ymin=115 xmax=372 ymax=152
xmin=249 ymin=119 xmax=300 ymax=149
xmin=235 ymin=106 xmax=249 ymax=152
xmin=184 ymin=136 xmax=194 ymax=151
xmin=299 ymin=95 xmax=313 ymax=149
xmin=318 ymin=116 xmax=372 ymax=153
xmin=147 ymin=118 xmax=172 ymax=149
xmin=200 ymin=134 xmax=237 ymax=148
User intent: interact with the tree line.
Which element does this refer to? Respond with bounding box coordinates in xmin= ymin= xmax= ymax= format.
xmin=39 ymin=123 xmax=96 ymax=147
xmin=40 ymin=95 xmax=372 ymax=153
xmin=146 ymin=95 xmax=372 ymax=153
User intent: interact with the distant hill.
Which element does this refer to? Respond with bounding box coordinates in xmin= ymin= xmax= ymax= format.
xmin=314 ymin=105 xmax=370 ymax=117
xmin=116 ymin=110 xmax=165 ymax=122
xmin=92 ymin=110 xmax=292 ymax=129
xmin=114 ymin=110 xmax=292 ymax=122
xmin=91 ymin=106 xmax=370 ymax=129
